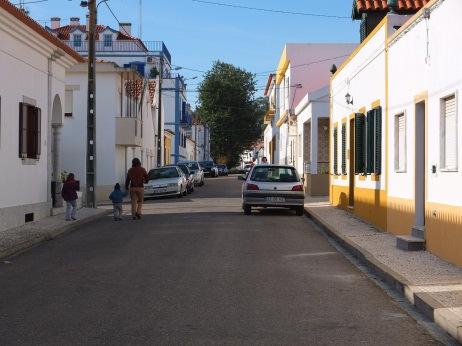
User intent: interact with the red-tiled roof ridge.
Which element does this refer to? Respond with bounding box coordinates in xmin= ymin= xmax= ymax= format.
xmin=0 ymin=0 xmax=84 ymax=62
xmin=353 ymin=0 xmax=430 ymax=19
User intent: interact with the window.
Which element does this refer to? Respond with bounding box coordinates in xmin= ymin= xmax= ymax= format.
xmin=341 ymin=123 xmax=347 ymax=175
xmin=333 ymin=126 xmax=338 ymax=175
xmin=355 ymin=113 xmax=365 ymax=174
xmin=73 ymin=34 xmax=82 ymax=47
xmin=250 ymin=166 xmax=299 ymax=183
xmin=65 ymin=90 xmax=73 ymax=117
xmin=441 ymin=94 xmax=458 ymax=171
xmin=103 ymin=34 xmax=113 ymax=47
xmin=394 ymin=113 xmax=406 ymax=172
xmin=355 ymin=107 xmax=382 ymax=175
xmin=19 ymin=103 xmax=41 ymax=159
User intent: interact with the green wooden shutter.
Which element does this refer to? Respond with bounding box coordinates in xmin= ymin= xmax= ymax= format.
xmin=19 ymin=102 xmax=28 ymax=158
xmin=366 ymin=110 xmax=374 ymax=174
xmin=354 ymin=113 xmax=365 ymax=174
xmin=333 ymin=127 xmax=338 ymax=175
xmin=341 ymin=123 xmax=346 ymax=175
xmin=35 ymin=107 xmax=41 ymax=159
xmin=374 ymin=106 xmax=382 ymax=175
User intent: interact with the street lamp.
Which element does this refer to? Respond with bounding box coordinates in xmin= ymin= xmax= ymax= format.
xmin=345 ymin=92 xmax=354 ymax=105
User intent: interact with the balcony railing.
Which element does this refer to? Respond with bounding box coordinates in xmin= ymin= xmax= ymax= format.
xmin=63 ymin=40 xmax=171 ymax=63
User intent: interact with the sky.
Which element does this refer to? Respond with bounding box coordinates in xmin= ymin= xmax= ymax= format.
xmin=26 ymin=0 xmax=360 ymax=105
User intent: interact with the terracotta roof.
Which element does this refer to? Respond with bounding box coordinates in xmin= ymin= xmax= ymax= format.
xmin=52 ymin=24 xmax=139 ymax=41
xmin=352 ymin=0 xmax=430 ymax=19
xmin=0 ymin=0 xmax=84 ymax=62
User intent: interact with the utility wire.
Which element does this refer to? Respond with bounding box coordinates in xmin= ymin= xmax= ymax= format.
xmin=13 ymin=0 xmax=48 ymax=5
xmin=191 ymin=0 xmax=350 ymax=19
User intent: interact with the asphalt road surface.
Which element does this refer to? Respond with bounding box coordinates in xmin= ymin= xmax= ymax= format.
xmin=0 ymin=176 xmax=440 ymax=345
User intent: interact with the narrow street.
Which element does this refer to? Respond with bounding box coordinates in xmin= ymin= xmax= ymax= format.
xmin=0 ymin=177 xmax=438 ymax=345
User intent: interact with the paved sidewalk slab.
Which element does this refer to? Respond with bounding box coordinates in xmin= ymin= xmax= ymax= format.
xmin=304 ymin=200 xmax=462 ymax=343
xmin=0 ymin=208 xmax=111 ymax=260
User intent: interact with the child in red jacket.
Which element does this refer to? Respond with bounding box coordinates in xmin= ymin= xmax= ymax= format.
xmin=62 ymin=173 xmax=79 ymax=221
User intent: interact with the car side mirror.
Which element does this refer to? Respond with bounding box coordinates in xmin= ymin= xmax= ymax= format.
xmin=238 ymin=175 xmax=246 ymax=181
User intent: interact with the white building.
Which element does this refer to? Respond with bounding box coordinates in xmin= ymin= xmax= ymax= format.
xmin=191 ymin=121 xmax=211 ymax=162
xmin=331 ymin=0 xmax=462 ymax=266
xmin=48 ymin=17 xmax=172 ymax=166
xmin=0 ymin=2 xmax=83 ymax=231
xmin=263 ymin=44 xmax=356 ymax=196
xmin=62 ymin=62 xmax=158 ymax=201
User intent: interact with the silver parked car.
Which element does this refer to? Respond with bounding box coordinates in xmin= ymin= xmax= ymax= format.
xmin=144 ymin=166 xmax=188 ymax=199
xmin=178 ymin=160 xmax=204 ymax=186
xmin=240 ymin=165 xmax=305 ymax=216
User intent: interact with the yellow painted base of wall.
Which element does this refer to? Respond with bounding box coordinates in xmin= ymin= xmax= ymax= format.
xmin=426 ymin=202 xmax=462 ymax=267
xmin=330 ymin=184 xmax=387 ymax=231
xmin=387 ymin=196 xmax=415 ymax=236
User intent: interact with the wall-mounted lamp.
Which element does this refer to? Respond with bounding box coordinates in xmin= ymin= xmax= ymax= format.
xmin=345 ymin=92 xmax=354 ymax=105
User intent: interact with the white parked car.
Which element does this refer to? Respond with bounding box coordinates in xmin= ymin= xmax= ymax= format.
xmin=178 ymin=160 xmax=204 ymax=186
xmin=240 ymin=164 xmax=305 ymax=216
xmin=144 ymin=166 xmax=188 ymax=199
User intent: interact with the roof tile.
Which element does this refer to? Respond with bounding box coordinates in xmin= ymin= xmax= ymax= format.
xmin=355 ymin=0 xmax=429 ymax=13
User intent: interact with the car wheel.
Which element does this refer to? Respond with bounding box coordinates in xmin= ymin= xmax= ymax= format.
xmin=295 ymin=206 xmax=304 ymax=216
xmin=244 ymin=204 xmax=251 ymax=215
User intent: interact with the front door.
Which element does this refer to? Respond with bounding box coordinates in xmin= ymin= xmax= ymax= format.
xmin=349 ymin=118 xmax=355 ymax=207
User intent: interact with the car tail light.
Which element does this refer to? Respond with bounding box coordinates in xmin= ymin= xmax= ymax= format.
xmin=292 ymin=185 xmax=304 ymax=191
xmin=246 ymin=183 xmax=259 ymax=190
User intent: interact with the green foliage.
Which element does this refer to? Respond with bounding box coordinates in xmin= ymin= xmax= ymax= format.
xmin=197 ymin=61 xmax=267 ymax=167
xmin=149 ymin=67 xmax=159 ymax=79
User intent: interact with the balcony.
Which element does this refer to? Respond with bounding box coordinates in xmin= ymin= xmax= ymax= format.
xmin=116 ymin=117 xmax=142 ymax=147
xmin=63 ymin=40 xmax=171 ymax=63
xmin=264 ymin=109 xmax=275 ymax=124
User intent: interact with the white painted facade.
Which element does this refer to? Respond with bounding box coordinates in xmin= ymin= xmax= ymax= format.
xmin=0 ymin=3 xmax=81 ymax=231
xmin=62 ymin=62 xmax=157 ymax=201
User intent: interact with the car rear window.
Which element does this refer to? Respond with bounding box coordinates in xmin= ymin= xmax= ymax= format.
xmin=148 ymin=167 xmax=179 ymax=180
xmin=250 ymin=167 xmax=299 ymax=183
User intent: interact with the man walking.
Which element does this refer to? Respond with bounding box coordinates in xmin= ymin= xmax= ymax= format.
xmin=125 ymin=158 xmax=148 ymax=220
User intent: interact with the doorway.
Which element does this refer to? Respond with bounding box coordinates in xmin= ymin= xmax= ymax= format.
xmin=349 ymin=118 xmax=355 ymax=207
xmin=414 ymin=101 xmax=426 ymax=231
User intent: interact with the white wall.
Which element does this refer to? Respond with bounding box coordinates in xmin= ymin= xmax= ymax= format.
xmin=388 ymin=0 xmax=462 ymax=207
xmin=331 ymin=23 xmax=387 ymax=190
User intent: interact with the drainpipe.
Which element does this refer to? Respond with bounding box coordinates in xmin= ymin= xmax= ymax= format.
xmin=47 ymin=56 xmax=53 ymax=211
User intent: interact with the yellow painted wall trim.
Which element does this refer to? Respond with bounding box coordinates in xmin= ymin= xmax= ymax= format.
xmin=358 ymin=107 xmax=366 ymax=114
xmin=414 ymin=91 xmax=429 ymax=103
xmin=371 ymin=99 xmax=381 ymax=108
xmin=275 ymin=46 xmax=289 ymax=85
xmin=371 ymin=174 xmax=380 ymax=181
xmin=342 ymin=175 xmax=347 ymax=180
xmin=387 ymin=0 xmax=440 ymax=46
xmin=276 ymin=111 xmax=288 ymax=128
xmin=359 ymin=175 xmax=366 ymax=181
xmin=332 ymin=16 xmax=388 ymax=80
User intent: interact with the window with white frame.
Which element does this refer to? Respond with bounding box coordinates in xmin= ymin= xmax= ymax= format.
xmin=73 ymin=34 xmax=82 ymax=47
xmin=440 ymin=94 xmax=458 ymax=171
xmin=394 ymin=113 xmax=406 ymax=172
xmin=103 ymin=34 xmax=113 ymax=47
xmin=65 ymin=90 xmax=73 ymax=117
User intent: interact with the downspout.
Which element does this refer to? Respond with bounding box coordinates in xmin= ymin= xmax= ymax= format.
xmin=47 ymin=56 xmax=53 ymax=211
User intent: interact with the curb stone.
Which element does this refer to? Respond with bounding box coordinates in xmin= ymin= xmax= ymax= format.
xmin=304 ymin=205 xmax=462 ymax=344
xmin=0 ymin=209 xmax=111 ymax=260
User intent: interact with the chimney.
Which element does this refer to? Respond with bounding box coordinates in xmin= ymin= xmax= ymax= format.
xmin=50 ymin=17 xmax=61 ymax=29
xmin=119 ymin=22 xmax=132 ymax=36
xmin=70 ymin=17 xmax=80 ymax=26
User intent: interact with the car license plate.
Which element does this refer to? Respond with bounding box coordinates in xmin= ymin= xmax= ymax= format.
xmin=154 ymin=188 xmax=167 ymax=194
xmin=266 ymin=197 xmax=285 ymax=203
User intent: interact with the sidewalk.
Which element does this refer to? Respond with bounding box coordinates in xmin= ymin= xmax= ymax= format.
xmin=304 ymin=198 xmax=462 ymax=343
xmin=0 ymin=208 xmax=111 ymax=260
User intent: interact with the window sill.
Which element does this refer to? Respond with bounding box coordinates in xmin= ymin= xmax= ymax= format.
xmin=394 ymin=170 xmax=407 ymax=174
xmin=21 ymin=158 xmax=39 ymax=165
xmin=440 ymin=168 xmax=458 ymax=173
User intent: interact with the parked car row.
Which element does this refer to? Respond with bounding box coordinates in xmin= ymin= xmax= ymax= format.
xmin=143 ymin=160 xmax=229 ymax=199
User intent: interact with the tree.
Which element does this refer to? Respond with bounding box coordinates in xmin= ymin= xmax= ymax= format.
xmin=197 ymin=61 xmax=267 ymax=167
